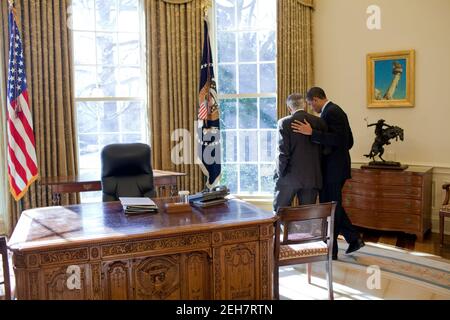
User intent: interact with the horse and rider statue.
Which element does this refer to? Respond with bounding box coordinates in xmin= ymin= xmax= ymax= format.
xmin=364 ymin=119 xmax=404 ymax=164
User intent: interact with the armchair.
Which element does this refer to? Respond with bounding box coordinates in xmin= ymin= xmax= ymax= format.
xmin=440 ymin=183 xmax=450 ymax=246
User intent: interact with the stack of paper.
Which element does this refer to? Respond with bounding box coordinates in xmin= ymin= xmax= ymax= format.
xmin=119 ymin=197 xmax=158 ymax=214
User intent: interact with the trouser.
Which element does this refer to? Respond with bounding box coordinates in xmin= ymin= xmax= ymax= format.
xmin=273 ymin=186 xmax=318 ymax=212
xmin=320 ymin=181 xmax=360 ymax=257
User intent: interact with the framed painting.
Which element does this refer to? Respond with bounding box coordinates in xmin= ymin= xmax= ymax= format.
xmin=367 ymin=50 xmax=415 ymax=108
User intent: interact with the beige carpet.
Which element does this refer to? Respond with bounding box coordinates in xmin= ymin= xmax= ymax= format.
xmin=279 ymin=240 xmax=450 ymax=300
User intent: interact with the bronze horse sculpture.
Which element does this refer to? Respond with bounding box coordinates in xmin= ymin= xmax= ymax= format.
xmin=364 ymin=120 xmax=404 ymax=162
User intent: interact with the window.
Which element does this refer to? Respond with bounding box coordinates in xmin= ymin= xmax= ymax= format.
xmin=71 ymin=0 xmax=147 ymax=202
xmin=215 ymin=0 xmax=277 ymax=194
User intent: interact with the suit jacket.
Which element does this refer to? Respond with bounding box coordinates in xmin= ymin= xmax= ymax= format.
xmin=311 ymin=102 xmax=354 ymax=184
xmin=275 ymin=110 xmax=327 ymax=189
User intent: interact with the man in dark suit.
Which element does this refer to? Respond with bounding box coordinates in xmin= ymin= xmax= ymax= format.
xmin=291 ymin=87 xmax=364 ymax=260
xmin=273 ymin=93 xmax=327 ymax=212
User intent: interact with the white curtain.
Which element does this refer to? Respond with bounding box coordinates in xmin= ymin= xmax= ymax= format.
xmin=0 ymin=30 xmax=9 ymax=236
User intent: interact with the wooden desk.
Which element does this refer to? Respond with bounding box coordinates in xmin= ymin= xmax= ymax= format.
xmin=41 ymin=170 xmax=186 ymax=205
xmin=8 ymin=198 xmax=276 ymax=300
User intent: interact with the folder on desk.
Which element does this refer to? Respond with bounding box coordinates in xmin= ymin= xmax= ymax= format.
xmin=119 ymin=197 xmax=158 ymax=214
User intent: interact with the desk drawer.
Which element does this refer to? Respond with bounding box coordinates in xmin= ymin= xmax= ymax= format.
xmin=343 ymin=194 xmax=422 ymax=215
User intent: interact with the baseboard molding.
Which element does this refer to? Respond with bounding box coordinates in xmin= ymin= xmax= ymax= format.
xmin=432 ymin=217 xmax=450 ymax=235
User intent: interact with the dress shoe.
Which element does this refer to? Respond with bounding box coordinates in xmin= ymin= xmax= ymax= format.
xmin=345 ymin=238 xmax=365 ymax=254
xmin=332 ymin=255 xmax=338 ymax=261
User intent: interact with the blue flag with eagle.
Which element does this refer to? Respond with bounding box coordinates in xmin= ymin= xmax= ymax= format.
xmin=197 ymin=18 xmax=221 ymax=190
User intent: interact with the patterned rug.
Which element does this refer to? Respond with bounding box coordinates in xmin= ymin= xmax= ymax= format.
xmin=337 ymin=240 xmax=450 ymax=290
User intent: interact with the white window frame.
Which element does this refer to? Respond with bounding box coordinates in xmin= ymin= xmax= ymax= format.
xmin=71 ymin=0 xmax=148 ymax=202
xmin=212 ymin=0 xmax=277 ymax=196
xmin=71 ymin=0 xmax=149 ymax=163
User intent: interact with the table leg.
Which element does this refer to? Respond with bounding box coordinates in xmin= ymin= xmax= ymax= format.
xmin=52 ymin=192 xmax=61 ymax=206
xmin=170 ymin=184 xmax=178 ymax=197
xmin=157 ymin=186 xmax=166 ymax=198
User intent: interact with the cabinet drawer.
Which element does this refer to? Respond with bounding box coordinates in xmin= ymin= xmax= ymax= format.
xmin=349 ymin=170 xmax=381 ymax=184
xmin=343 ymin=194 xmax=422 ymax=215
xmin=350 ymin=170 xmax=423 ymax=187
xmin=343 ymin=181 xmax=422 ymax=199
xmin=378 ymin=172 xmax=423 ymax=187
xmin=346 ymin=209 xmax=420 ymax=232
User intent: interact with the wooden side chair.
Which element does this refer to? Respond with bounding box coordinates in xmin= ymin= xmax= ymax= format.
xmin=0 ymin=236 xmax=11 ymax=300
xmin=274 ymin=202 xmax=336 ymax=300
xmin=440 ymin=183 xmax=450 ymax=247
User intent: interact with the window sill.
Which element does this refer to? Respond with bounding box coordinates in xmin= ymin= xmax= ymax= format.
xmin=233 ymin=194 xmax=274 ymax=212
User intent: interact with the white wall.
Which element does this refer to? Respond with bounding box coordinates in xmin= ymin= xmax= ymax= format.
xmin=314 ymin=0 xmax=450 ymax=233
xmin=314 ymin=0 xmax=450 ymax=167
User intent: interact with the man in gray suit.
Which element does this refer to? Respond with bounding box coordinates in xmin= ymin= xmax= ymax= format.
xmin=273 ymin=93 xmax=328 ymax=212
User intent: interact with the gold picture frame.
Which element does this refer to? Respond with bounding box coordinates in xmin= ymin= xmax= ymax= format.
xmin=367 ymin=50 xmax=415 ymax=108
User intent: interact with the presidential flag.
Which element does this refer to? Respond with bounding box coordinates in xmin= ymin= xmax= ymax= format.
xmin=6 ymin=3 xmax=38 ymax=201
xmin=197 ymin=19 xmax=221 ymax=190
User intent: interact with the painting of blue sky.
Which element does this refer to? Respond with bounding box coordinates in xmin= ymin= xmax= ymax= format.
xmin=374 ymin=59 xmax=407 ymax=100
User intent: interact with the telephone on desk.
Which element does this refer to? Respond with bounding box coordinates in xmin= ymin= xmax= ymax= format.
xmin=188 ymin=186 xmax=230 ymax=207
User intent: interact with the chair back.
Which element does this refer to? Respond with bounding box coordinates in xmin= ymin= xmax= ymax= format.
xmin=0 ymin=236 xmax=11 ymax=300
xmin=101 ymin=143 xmax=156 ymax=202
xmin=275 ymin=202 xmax=337 ymax=259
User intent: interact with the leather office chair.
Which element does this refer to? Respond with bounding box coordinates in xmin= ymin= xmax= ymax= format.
xmin=440 ymin=183 xmax=450 ymax=246
xmin=0 ymin=236 xmax=11 ymax=300
xmin=101 ymin=143 xmax=156 ymax=202
xmin=274 ymin=202 xmax=336 ymax=300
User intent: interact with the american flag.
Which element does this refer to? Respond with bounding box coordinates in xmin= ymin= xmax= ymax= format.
xmin=6 ymin=4 xmax=38 ymax=201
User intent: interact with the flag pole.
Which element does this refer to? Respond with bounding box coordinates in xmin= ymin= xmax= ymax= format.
xmin=18 ymin=197 xmax=23 ymax=214
xmin=203 ymin=3 xmax=210 ymax=192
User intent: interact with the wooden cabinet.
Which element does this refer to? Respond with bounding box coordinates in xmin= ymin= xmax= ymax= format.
xmin=8 ymin=199 xmax=275 ymax=300
xmin=342 ymin=165 xmax=432 ymax=241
